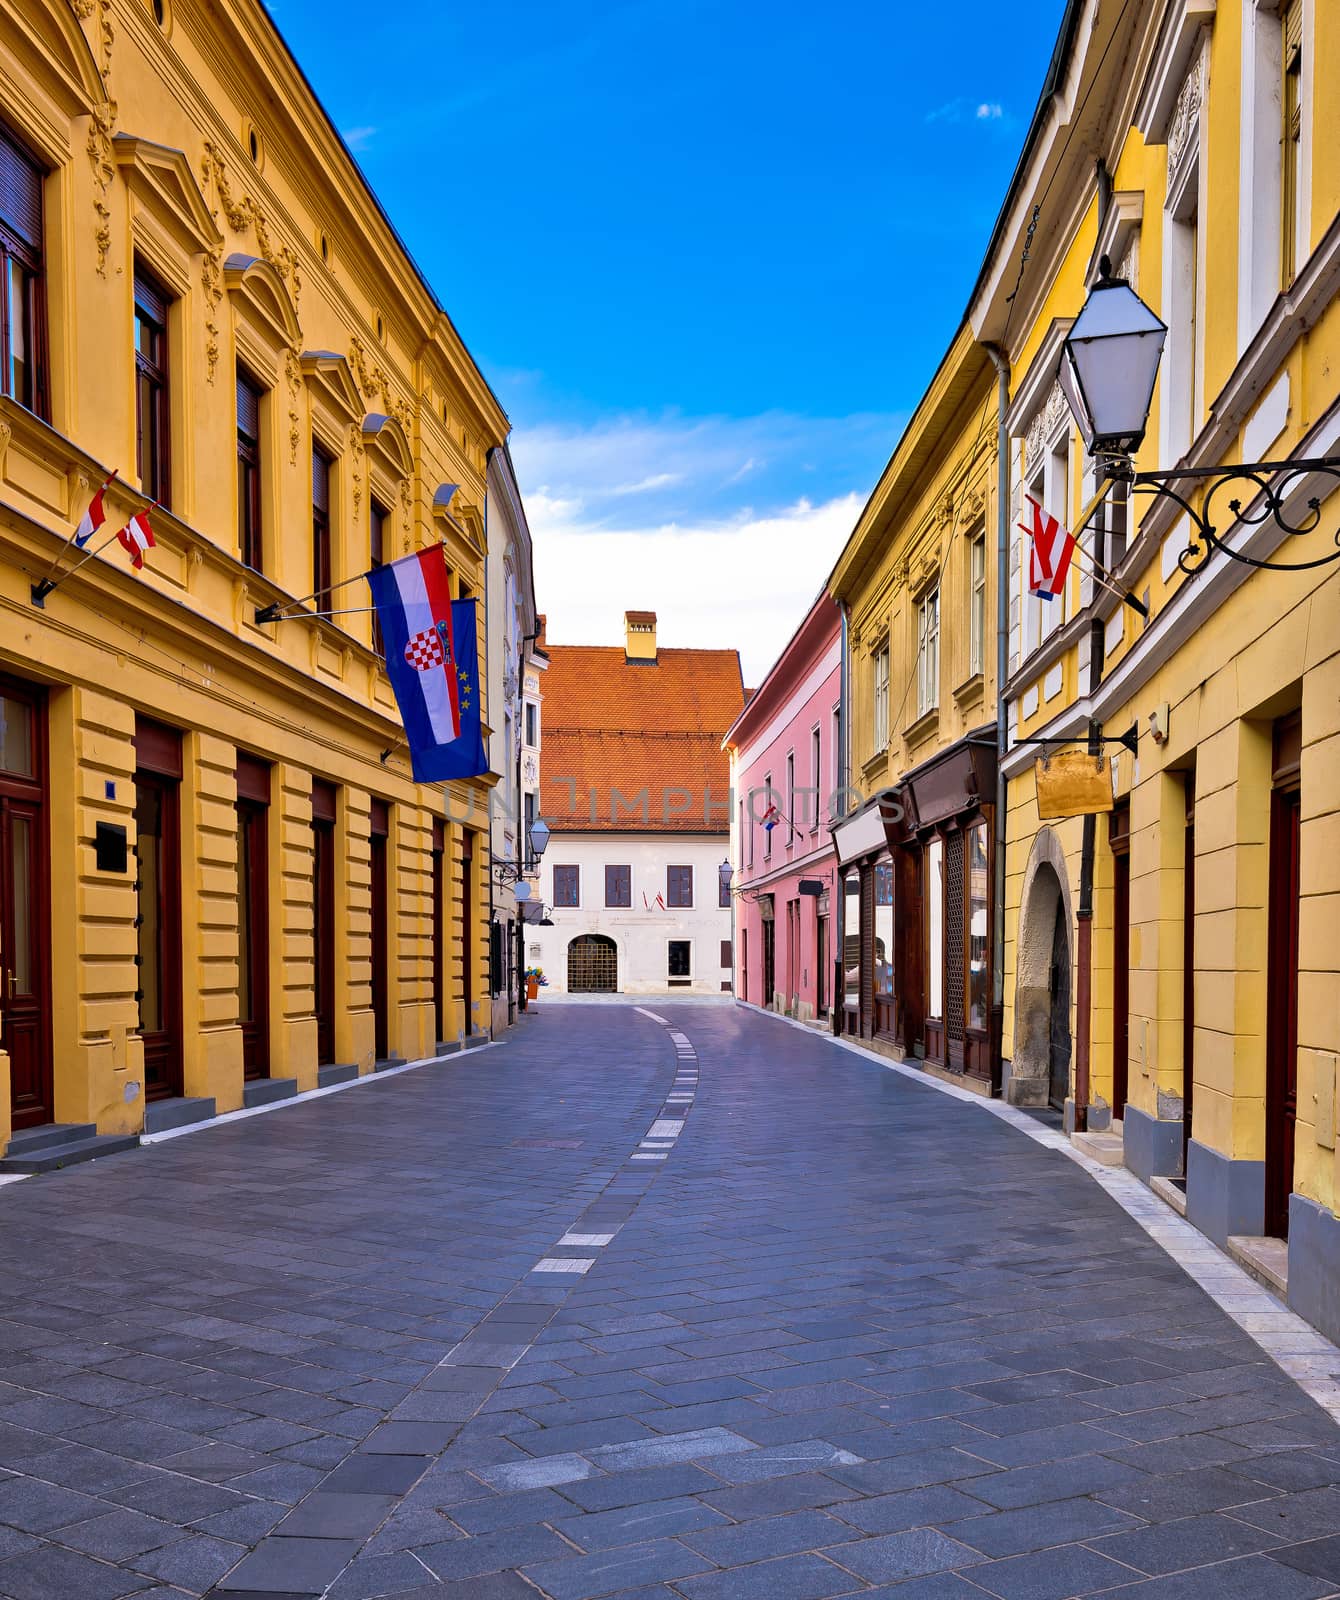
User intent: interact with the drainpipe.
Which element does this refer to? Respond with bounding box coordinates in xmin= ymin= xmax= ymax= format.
xmin=838 ymin=598 xmax=851 ymax=807
xmin=983 ymin=344 xmax=1010 ymax=1098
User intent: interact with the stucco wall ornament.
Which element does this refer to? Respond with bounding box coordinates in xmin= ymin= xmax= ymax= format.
xmin=1167 ymin=56 xmax=1202 ymax=182
xmin=284 ymin=343 xmax=302 ymax=465
xmin=87 ymin=90 xmax=118 ymax=275
xmin=349 ymin=334 xmax=413 ymax=434
xmin=348 ymin=422 xmax=365 ymax=519
xmin=199 ymin=141 xmax=302 ymax=313
xmin=201 ymin=247 xmax=223 ymax=381
xmin=1025 ymin=382 xmax=1069 ymax=468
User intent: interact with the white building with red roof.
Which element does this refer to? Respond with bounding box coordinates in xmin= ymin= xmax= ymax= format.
xmin=531 ymin=612 xmax=745 ymax=995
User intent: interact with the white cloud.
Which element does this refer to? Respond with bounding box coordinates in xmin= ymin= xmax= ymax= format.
xmin=526 ymin=490 xmax=861 ymax=685
xmin=342 ymin=126 xmax=377 ymax=152
xmin=510 ymin=409 xmax=899 ymax=682
xmin=925 ymin=97 xmax=1010 ymax=127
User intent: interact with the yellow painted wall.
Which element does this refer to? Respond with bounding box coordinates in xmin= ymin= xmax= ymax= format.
xmin=0 ymin=0 xmax=504 ymax=1139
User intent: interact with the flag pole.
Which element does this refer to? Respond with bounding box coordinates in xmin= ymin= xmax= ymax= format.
xmin=254 ymin=568 xmax=373 ymax=625
xmin=31 ymin=469 xmax=119 ymax=606
xmin=33 ymin=497 xmax=161 ymax=605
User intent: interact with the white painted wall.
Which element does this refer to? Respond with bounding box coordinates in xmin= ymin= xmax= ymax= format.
xmin=530 ymin=833 xmax=732 ymax=995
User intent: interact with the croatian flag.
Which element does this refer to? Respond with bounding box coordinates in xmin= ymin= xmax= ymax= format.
xmin=116 ymin=510 xmax=155 ymax=570
xmin=369 ymin=552 xmax=489 ymax=784
xmin=1020 ymin=493 xmax=1076 ymax=600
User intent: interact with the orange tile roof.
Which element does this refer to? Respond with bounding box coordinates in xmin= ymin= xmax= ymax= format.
xmin=540 ymin=645 xmax=744 ymax=833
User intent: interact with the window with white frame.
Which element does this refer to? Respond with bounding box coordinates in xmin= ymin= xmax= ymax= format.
xmin=785 ymin=751 xmax=795 ymax=843
xmin=1281 ymin=0 xmax=1304 ymax=287
xmin=831 ymin=705 xmax=841 ymax=817
xmin=968 ymin=529 xmax=986 ymax=678
xmin=916 ymin=588 xmax=939 ymax=717
xmin=872 ymin=643 xmax=890 ymax=753
xmin=1161 ymin=50 xmax=1205 ymax=465
xmin=810 ymin=725 xmax=821 ymax=833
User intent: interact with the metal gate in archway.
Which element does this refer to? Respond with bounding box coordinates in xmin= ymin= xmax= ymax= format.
xmin=568 ymin=934 xmax=618 ymax=993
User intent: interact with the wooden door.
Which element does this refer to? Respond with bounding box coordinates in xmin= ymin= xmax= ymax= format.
xmin=1110 ymin=802 xmax=1131 ymax=1119
xmin=431 ymin=818 xmax=445 ymax=1046
xmin=1265 ymin=713 xmax=1301 ymax=1239
xmin=311 ymin=780 xmax=336 ymax=1065
xmin=762 ymin=916 xmax=776 ymax=1007
xmin=1 ymin=678 xmax=52 ymax=1130
xmin=236 ymin=755 xmax=270 ymax=1080
xmin=816 ymin=914 xmax=828 ymax=1017
xmin=894 ymin=845 xmax=923 ymax=1053
xmin=370 ymin=799 xmax=389 ymax=1060
xmin=1048 ymin=894 xmax=1071 ymax=1111
xmin=134 ymin=722 xmax=183 ymax=1101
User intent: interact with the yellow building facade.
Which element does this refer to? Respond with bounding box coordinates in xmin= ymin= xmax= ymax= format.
xmin=963 ymin=0 xmax=1340 ymax=1324
xmin=829 ymin=327 xmax=1004 ymax=1091
xmin=0 ymin=0 xmax=507 ymax=1154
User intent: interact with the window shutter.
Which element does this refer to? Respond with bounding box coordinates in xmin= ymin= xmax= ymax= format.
xmin=133 ymin=267 xmax=169 ymax=326
xmin=0 ymin=126 xmax=43 ymax=250
xmin=236 ymin=371 xmax=260 ymax=438
xmin=312 ymin=446 xmax=330 ymax=511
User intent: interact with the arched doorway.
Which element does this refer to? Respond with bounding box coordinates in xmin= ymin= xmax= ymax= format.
xmin=568 ymin=934 xmax=618 ymax=993
xmin=1012 ymin=830 xmax=1074 ymax=1108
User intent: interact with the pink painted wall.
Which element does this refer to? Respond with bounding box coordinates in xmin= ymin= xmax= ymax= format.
xmin=725 ymin=596 xmax=841 ymax=1020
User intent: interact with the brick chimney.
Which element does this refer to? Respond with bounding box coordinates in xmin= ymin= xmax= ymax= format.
xmin=624 ymin=610 xmax=657 ymax=664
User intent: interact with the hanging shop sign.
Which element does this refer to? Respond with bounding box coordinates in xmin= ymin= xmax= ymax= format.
xmin=1035 ymin=750 xmax=1114 ymax=818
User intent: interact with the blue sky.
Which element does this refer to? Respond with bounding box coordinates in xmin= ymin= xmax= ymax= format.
xmin=271 ymin=0 xmax=1066 ymax=678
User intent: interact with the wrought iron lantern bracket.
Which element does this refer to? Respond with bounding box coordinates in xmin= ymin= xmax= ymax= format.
xmin=1105 ymin=454 xmax=1340 ymax=578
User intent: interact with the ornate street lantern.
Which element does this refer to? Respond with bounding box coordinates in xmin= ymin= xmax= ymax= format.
xmin=1059 ymin=256 xmax=1167 ymax=460
xmin=718 ymin=859 xmax=733 ymax=897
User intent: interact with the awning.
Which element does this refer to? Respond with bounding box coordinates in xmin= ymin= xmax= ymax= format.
xmin=833 ymin=791 xmax=898 ymax=865
xmin=895 ymin=724 xmax=997 ymax=832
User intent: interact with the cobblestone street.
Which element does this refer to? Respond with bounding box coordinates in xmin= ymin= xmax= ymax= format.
xmin=0 ymin=1004 xmax=1338 ymax=1599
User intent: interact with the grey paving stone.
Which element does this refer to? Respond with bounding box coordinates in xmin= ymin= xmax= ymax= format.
xmin=1080 ymin=1552 xmax=1334 ymax=1598
xmin=416 ymin=1523 xmax=570 ymax=1580
xmin=276 ymin=1493 xmax=397 ymax=1539
xmin=520 ymin=1536 xmax=716 ymax=1600
xmin=447 ymin=1488 xmax=574 ymax=1535
xmin=556 ymin=1463 xmax=726 ymax=1512
xmin=555 ymin=1493 xmax=728 ymax=1551
xmin=819 ymin=1526 xmax=982 ymax=1584
xmin=832 ymin=1483 xmax=996 ymax=1536
xmin=52 ymin=1507 xmax=188 ymax=1560
xmin=963 ymin=1541 xmax=1140 ymax=1598
xmin=0 ymin=1476 xmax=106 ymax=1532
xmin=0 ymin=1542 xmax=152 ymax=1599
xmin=679 ymin=1507 xmax=852 ymax=1564
xmin=220 ymin=1534 xmax=362 ymax=1592
xmin=1089 ymin=1509 xmax=1285 ymax=1574
xmin=584 ymin=1427 xmax=754 ymax=1473
xmin=960 ymin=1453 xmax=1146 ymax=1510
xmin=674 ymin=1551 xmax=861 ymax=1600
xmin=939 ymin=1494 xmax=1142 ymax=1556
xmin=478 ymin=1452 xmax=593 ymax=1492
xmin=108 ymin=1475 xmax=244 ymax=1523
xmin=1228 ymin=1484 xmax=1340 ymax=1542
xmin=130 ymin=1531 xmax=248 ymax=1593
xmin=322 ymin=1457 xmax=428 ymax=1496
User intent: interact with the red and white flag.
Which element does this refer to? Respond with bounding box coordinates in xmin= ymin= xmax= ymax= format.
xmin=1020 ymin=493 xmax=1075 ymax=600
xmin=116 ymin=510 xmax=155 ymax=570
xmin=74 ymin=474 xmax=115 ymax=548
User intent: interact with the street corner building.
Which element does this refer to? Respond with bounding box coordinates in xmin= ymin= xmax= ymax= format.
xmin=723 ymin=593 xmax=842 ymax=1026
xmin=533 ymin=612 xmax=745 ymax=996
xmin=0 ymin=0 xmax=510 ymax=1160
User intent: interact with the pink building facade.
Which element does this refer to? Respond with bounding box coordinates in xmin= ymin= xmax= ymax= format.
xmin=724 ymin=597 xmax=842 ymax=1022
